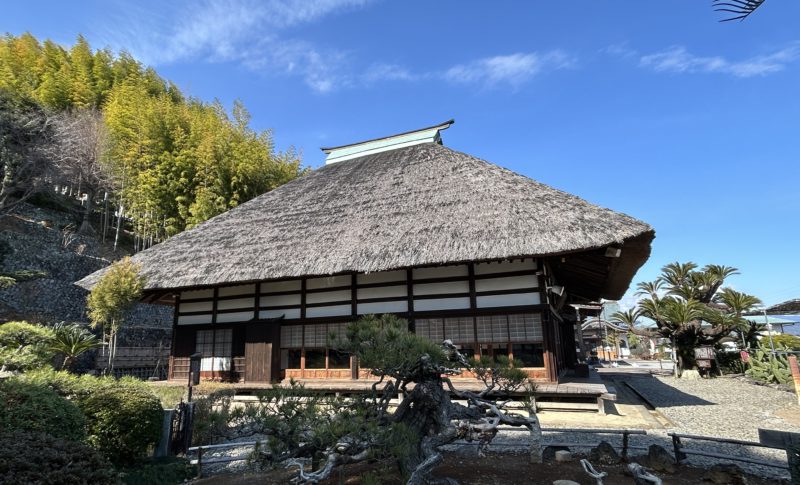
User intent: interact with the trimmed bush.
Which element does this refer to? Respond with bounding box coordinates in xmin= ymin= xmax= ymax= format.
xmin=16 ymin=368 xmax=149 ymax=400
xmin=0 ymin=379 xmax=86 ymax=441
xmin=0 ymin=430 xmax=118 ymax=484
xmin=121 ymin=457 xmax=196 ymax=485
xmin=81 ymin=385 xmax=164 ymax=465
xmin=0 ymin=321 xmax=55 ymax=371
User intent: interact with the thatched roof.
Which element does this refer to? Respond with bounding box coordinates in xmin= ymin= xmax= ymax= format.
xmin=765 ymin=299 xmax=800 ymax=315
xmin=77 ymin=142 xmax=654 ymax=298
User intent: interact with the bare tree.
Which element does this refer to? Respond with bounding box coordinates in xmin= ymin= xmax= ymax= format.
xmin=0 ymin=91 xmax=54 ymax=213
xmin=49 ymin=109 xmax=114 ymax=234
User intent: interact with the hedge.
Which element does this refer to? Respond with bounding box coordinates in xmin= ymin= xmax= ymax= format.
xmin=0 ymin=430 xmax=118 ymax=484
xmin=0 ymin=379 xmax=86 ymax=442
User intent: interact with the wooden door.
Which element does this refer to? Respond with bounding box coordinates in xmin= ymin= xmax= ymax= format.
xmin=245 ymin=323 xmax=281 ymax=382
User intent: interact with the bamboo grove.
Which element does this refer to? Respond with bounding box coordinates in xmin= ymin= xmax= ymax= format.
xmin=0 ymin=33 xmax=305 ymax=250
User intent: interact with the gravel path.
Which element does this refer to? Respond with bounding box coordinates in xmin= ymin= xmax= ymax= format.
xmin=620 ymin=375 xmax=797 ymax=480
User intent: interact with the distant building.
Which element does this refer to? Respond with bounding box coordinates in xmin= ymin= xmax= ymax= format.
xmin=79 ymin=121 xmax=654 ymax=383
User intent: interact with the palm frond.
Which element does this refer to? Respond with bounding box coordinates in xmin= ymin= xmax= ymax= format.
xmin=713 ymin=0 xmax=767 ymax=22
xmin=635 ymin=280 xmax=663 ymax=298
xmin=610 ymin=308 xmax=642 ymax=327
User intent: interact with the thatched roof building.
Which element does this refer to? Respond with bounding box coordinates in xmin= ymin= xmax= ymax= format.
xmin=79 ymin=122 xmax=652 ymax=300
xmin=78 ymin=120 xmax=654 ymax=384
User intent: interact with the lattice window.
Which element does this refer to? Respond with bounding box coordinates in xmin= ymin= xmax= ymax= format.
xmin=196 ymin=330 xmax=214 ymax=357
xmin=281 ymin=325 xmax=303 ymax=348
xmin=327 ymin=322 xmax=349 ymax=346
xmin=213 ymin=328 xmax=232 ymax=357
xmin=304 ymin=323 xmax=328 ymax=347
xmin=444 ymin=317 xmax=474 ymax=344
xmin=476 ymin=316 xmax=493 ymax=342
xmin=508 ymin=313 xmax=543 ymax=341
xmin=491 ymin=315 xmax=508 ymax=343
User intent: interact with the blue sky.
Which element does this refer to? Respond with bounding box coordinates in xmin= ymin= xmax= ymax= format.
xmin=5 ymin=1 xmax=800 ymax=307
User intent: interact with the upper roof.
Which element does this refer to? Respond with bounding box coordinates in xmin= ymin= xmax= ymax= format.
xmin=321 ymin=119 xmax=454 ymax=164
xmin=765 ymin=299 xmax=800 ymax=315
xmin=77 ymin=141 xmax=654 ymax=297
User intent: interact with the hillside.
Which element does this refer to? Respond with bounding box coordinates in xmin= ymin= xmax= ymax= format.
xmin=0 ymin=199 xmax=171 ymax=346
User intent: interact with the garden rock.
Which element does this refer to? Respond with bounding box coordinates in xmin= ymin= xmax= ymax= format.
xmin=554 ymin=450 xmax=572 ymax=462
xmin=589 ymin=441 xmax=620 ymax=464
xmin=643 ymin=444 xmax=675 ymax=473
xmin=543 ymin=445 xmax=571 ymax=462
xmin=704 ymin=463 xmax=747 ymax=485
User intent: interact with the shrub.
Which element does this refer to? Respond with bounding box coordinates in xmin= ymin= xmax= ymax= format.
xmin=0 ymin=320 xmax=55 ymax=371
xmin=715 ymin=350 xmax=747 ymax=374
xmin=191 ymin=388 xmax=237 ymax=445
xmin=0 ymin=430 xmax=118 ymax=484
xmin=773 ymin=334 xmax=800 ymax=351
xmin=16 ymin=368 xmax=150 ymax=401
xmin=121 ymin=457 xmax=196 ymax=485
xmin=0 ymin=379 xmax=86 ymax=441
xmin=81 ymin=385 xmax=164 ymax=465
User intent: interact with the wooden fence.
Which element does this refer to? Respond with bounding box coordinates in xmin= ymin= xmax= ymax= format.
xmin=95 ymin=346 xmax=170 ymax=369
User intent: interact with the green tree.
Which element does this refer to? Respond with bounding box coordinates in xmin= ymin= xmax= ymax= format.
xmin=248 ymin=315 xmax=540 ymax=484
xmin=86 ymin=257 xmax=146 ymax=371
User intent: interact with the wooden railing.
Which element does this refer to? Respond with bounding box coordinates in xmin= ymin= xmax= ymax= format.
xmin=669 ymin=432 xmax=789 ymax=470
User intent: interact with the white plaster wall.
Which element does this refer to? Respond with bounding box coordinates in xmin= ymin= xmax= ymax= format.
xmin=358 ymin=285 xmax=407 ymax=299
xmin=218 ymin=284 xmax=256 ymax=297
xmin=306 ymin=275 xmax=351 ymax=290
xmin=260 ymin=294 xmax=301 ymax=307
xmin=178 ymin=314 xmax=212 ymax=325
xmin=261 ymin=280 xmax=301 ymax=292
xmin=357 ymin=301 xmax=408 ymax=315
xmin=474 ymin=258 xmax=537 ymax=275
xmin=216 ymin=311 xmax=254 ymax=323
xmin=413 ymin=281 xmax=469 ymax=295
xmin=357 ymin=270 xmax=406 ymax=285
xmin=475 ymin=275 xmax=538 ymax=292
xmin=260 ymin=308 xmax=301 ymax=319
xmin=306 ymin=289 xmax=352 ymax=304
xmin=413 ymin=265 xmax=468 ymax=279
xmin=306 ymin=304 xmax=352 ymax=318
xmin=476 ymin=292 xmax=540 ymax=308
xmin=216 ymin=297 xmax=255 ymax=311
xmin=182 ymin=289 xmax=214 ymax=299
xmin=179 ymin=301 xmax=213 ymax=313
xmin=414 ymin=297 xmax=471 ymax=311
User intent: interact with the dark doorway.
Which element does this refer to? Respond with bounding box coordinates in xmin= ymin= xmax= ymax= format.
xmin=245 ymin=322 xmax=281 ymax=382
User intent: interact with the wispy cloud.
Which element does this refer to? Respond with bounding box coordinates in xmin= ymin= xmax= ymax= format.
xmin=100 ymin=0 xmax=370 ymax=93
xmin=639 ymin=43 xmax=800 ymax=78
xmin=443 ymin=51 xmax=576 ymax=88
xmin=362 ymin=63 xmax=418 ymax=83
xmin=98 ymin=1 xmax=574 ymax=93
xmin=601 ymin=42 xmax=637 ymax=59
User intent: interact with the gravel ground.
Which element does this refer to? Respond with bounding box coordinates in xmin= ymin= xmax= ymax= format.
xmin=613 ymin=375 xmax=796 ymax=480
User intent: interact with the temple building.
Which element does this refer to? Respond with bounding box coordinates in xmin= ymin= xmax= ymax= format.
xmin=78 ymin=120 xmax=654 ymax=384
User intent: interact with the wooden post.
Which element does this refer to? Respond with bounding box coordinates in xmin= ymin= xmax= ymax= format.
xmin=789 ymin=355 xmax=800 ymax=405
xmin=759 ymin=428 xmax=800 ymax=484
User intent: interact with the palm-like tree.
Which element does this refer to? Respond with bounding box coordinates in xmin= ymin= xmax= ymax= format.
xmin=48 ymin=322 xmax=101 ymax=371
xmin=715 ymin=288 xmax=763 ymax=349
xmin=713 ymin=0 xmax=768 ymax=22
xmin=629 ymin=262 xmax=760 ymax=377
xmin=635 ymin=280 xmax=664 ymax=299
